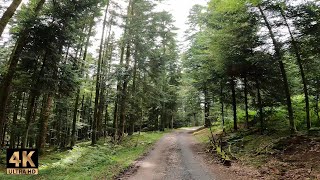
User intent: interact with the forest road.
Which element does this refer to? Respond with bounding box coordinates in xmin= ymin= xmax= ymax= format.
xmin=119 ymin=127 xmax=226 ymax=180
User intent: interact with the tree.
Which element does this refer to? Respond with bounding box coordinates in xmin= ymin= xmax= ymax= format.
xmin=0 ymin=0 xmax=22 ymax=37
xmin=0 ymin=0 xmax=46 ymax=145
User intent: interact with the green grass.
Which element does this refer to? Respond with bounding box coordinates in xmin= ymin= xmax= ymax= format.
xmin=193 ymin=123 xmax=223 ymax=143
xmin=0 ymin=131 xmax=166 ymax=180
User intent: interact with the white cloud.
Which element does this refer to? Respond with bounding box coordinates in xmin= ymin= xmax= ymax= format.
xmin=157 ymin=0 xmax=208 ymax=44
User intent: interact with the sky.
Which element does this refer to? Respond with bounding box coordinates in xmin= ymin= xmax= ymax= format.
xmin=0 ymin=0 xmax=208 ymax=50
xmin=158 ymin=0 xmax=208 ymax=44
xmin=90 ymin=0 xmax=209 ymax=55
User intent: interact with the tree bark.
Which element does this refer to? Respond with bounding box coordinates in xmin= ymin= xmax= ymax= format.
xmin=118 ymin=43 xmax=131 ymax=139
xmin=9 ymin=92 xmax=22 ymax=148
xmin=71 ymin=88 xmax=80 ymax=147
xmin=128 ymin=46 xmax=139 ymax=136
xmin=244 ymin=76 xmax=249 ymax=128
xmin=231 ymin=78 xmax=237 ymax=131
xmin=258 ymin=5 xmax=296 ymax=133
xmin=204 ymin=85 xmax=211 ymax=127
xmin=97 ymin=18 xmax=113 ymax=138
xmin=256 ymin=78 xmax=263 ymax=133
xmin=220 ymin=81 xmax=225 ymax=130
xmin=279 ymin=7 xmax=310 ymax=130
xmin=0 ymin=0 xmax=22 ymax=37
xmin=92 ymin=2 xmax=110 ymax=145
xmin=316 ymin=93 xmax=320 ymax=124
xmin=21 ymin=91 xmax=38 ymax=148
xmin=117 ymin=0 xmax=133 ymax=141
xmin=37 ymin=94 xmax=52 ymax=153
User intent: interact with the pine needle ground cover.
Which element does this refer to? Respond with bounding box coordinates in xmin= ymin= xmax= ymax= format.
xmin=194 ymin=124 xmax=320 ymax=179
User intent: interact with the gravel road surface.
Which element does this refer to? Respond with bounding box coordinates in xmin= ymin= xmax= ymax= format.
xmin=120 ymin=128 xmax=230 ymax=180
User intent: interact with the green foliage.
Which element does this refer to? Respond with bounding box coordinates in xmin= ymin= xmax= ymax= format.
xmin=0 ymin=131 xmax=166 ymax=180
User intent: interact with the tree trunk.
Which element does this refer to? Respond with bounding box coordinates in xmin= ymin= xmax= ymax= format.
xmin=160 ymin=103 xmax=166 ymax=131
xmin=97 ymin=20 xmax=113 ymax=139
xmin=204 ymin=85 xmax=211 ymax=127
xmin=0 ymin=0 xmax=46 ymax=143
xmin=258 ymin=5 xmax=295 ymax=133
xmin=231 ymin=78 xmax=238 ymax=131
xmin=70 ymin=19 xmax=94 ymax=146
xmin=71 ymin=88 xmax=80 ymax=147
xmin=21 ymin=91 xmax=38 ymax=148
xmin=244 ymin=76 xmax=249 ymax=128
xmin=92 ymin=3 xmax=110 ymax=145
xmin=118 ymin=44 xmax=131 ymax=139
xmin=316 ymin=80 xmax=320 ymax=125
xmin=10 ymin=92 xmax=22 ymax=148
xmin=118 ymin=0 xmax=134 ymax=140
xmin=104 ymin=103 xmax=109 ymax=138
xmin=220 ymin=81 xmax=225 ymax=130
xmin=172 ymin=115 xmax=175 ymax=129
xmin=37 ymin=94 xmax=52 ymax=153
xmin=279 ymin=8 xmax=310 ymax=130
xmin=256 ymin=78 xmax=263 ymax=133
xmin=316 ymin=93 xmax=320 ymax=125
xmin=128 ymin=47 xmax=139 ymax=136
xmin=0 ymin=0 xmax=22 ymax=37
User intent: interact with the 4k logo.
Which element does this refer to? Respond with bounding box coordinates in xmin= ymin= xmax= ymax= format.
xmin=6 ymin=149 xmax=38 ymax=175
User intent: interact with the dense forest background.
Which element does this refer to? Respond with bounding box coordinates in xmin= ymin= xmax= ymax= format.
xmin=0 ymin=0 xmax=320 ymax=156
xmin=0 ymin=0 xmax=182 ymax=152
xmin=183 ymin=0 xmax=320 ymax=134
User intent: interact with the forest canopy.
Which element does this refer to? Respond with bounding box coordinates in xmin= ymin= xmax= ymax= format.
xmin=0 ymin=0 xmax=319 ymax=155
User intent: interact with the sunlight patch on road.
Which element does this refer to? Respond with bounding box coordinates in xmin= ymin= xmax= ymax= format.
xmin=179 ymin=127 xmax=203 ymax=131
xmin=141 ymin=162 xmax=155 ymax=168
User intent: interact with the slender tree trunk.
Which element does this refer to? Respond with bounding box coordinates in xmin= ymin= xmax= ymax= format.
xmin=118 ymin=0 xmax=134 ymax=140
xmin=37 ymin=94 xmax=52 ymax=153
xmin=113 ymin=97 xmax=119 ymax=140
xmin=0 ymin=0 xmax=46 ymax=142
xmin=279 ymin=8 xmax=310 ymax=130
xmin=231 ymin=78 xmax=238 ymax=131
xmin=258 ymin=5 xmax=295 ymax=133
xmin=220 ymin=81 xmax=225 ymax=130
xmin=316 ymin=94 xmax=320 ymax=125
xmin=244 ymin=76 xmax=249 ymax=128
xmin=128 ymin=47 xmax=139 ymax=136
xmin=172 ymin=115 xmax=174 ymax=129
xmin=10 ymin=92 xmax=22 ymax=148
xmin=71 ymin=20 xmax=94 ymax=146
xmin=21 ymin=91 xmax=38 ymax=148
xmin=71 ymin=88 xmax=80 ymax=147
xmin=17 ymin=92 xmax=26 ymax=147
xmin=256 ymin=78 xmax=263 ymax=133
xmin=104 ymin=103 xmax=109 ymax=138
xmin=118 ymin=44 xmax=131 ymax=139
xmin=113 ymin=0 xmax=132 ymax=141
xmin=88 ymin=92 xmax=93 ymax=139
xmin=97 ymin=20 xmax=113 ymax=139
xmin=92 ymin=3 xmax=110 ymax=145
xmin=155 ymin=110 xmax=159 ymax=131
xmin=204 ymin=85 xmax=211 ymax=127
xmin=316 ymin=80 xmax=320 ymax=125
xmin=160 ymin=103 xmax=166 ymax=131
xmin=97 ymin=86 xmax=106 ymax=138
xmin=0 ymin=0 xmax=22 ymax=37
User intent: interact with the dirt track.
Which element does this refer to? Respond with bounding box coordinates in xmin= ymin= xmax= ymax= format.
xmin=119 ymin=128 xmax=237 ymax=180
